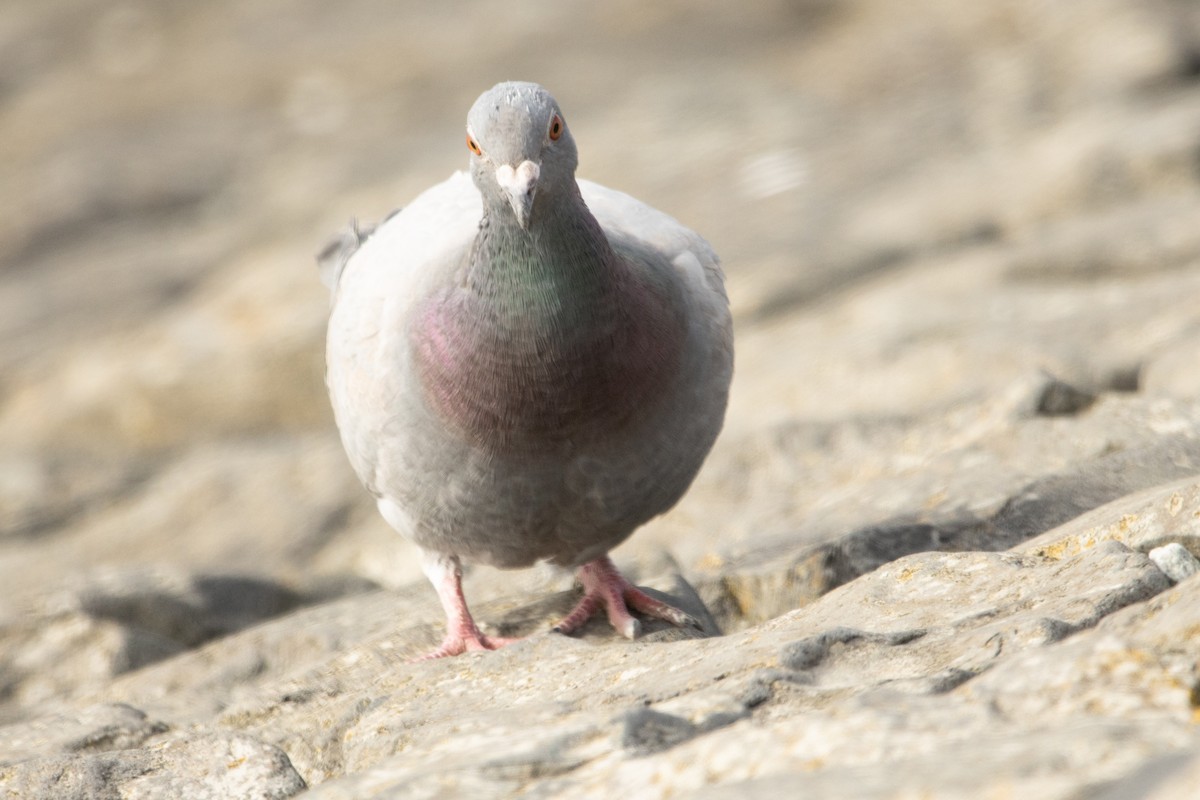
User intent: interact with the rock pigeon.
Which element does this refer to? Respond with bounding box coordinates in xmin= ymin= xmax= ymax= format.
xmin=321 ymin=81 xmax=733 ymax=659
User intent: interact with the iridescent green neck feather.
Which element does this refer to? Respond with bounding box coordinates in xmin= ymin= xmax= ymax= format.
xmin=414 ymin=194 xmax=687 ymax=455
xmin=465 ymin=190 xmax=614 ymax=333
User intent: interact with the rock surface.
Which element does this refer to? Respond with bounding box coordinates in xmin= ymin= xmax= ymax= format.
xmin=3 ymin=1 xmax=1200 ymax=798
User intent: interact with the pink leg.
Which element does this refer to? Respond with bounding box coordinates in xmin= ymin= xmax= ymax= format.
xmin=417 ymin=553 xmax=518 ymax=660
xmin=553 ymin=555 xmax=700 ymax=640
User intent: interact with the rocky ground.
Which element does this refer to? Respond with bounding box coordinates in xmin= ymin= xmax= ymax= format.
xmin=3 ymin=1 xmax=1200 ymax=797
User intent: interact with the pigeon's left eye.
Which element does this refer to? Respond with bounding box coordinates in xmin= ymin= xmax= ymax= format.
xmin=548 ymin=115 xmax=563 ymax=141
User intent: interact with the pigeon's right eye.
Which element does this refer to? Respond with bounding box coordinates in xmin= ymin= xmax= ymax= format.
xmin=467 ymin=135 xmax=482 ymax=156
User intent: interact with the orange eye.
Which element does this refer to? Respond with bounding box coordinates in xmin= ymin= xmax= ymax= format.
xmin=467 ymin=135 xmax=482 ymax=156
xmin=548 ymin=114 xmax=563 ymax=141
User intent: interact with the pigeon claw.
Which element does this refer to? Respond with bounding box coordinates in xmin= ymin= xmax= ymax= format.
xmin=553 ymin=555 xmax=700 ymax=639
xmin=415 ymin=630 xmax=520 ymax=661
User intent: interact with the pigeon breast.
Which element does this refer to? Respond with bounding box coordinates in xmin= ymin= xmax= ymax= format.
xmin=411 ymin=214 xmax=689 ymax=455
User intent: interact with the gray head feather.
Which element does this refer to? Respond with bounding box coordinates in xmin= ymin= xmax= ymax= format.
xmin=466 ymin=82 xmax=579 ymax=229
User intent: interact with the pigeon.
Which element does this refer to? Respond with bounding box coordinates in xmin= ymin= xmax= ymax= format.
xmin=321 ymin=81 xmax=733 ymax=659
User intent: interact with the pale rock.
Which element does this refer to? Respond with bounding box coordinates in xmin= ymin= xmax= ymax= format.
xmin=1148 ymin=543 xmax=1200 ymax=583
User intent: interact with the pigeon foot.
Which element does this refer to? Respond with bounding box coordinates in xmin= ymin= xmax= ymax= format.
xmin=553 ymin=555 xmax=701 ymax=639
xmin=416 ymin=551 xmax=520 ymax=660
xmin=416 ymin=625 xmax=520 ymax=661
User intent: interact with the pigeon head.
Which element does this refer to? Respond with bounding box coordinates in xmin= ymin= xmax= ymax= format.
xmin=466 ymin=82 xmax=579 ymax=230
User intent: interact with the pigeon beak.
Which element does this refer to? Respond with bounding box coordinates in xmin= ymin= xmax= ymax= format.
xmin=494 ymin=160 xmax=540 ymax=229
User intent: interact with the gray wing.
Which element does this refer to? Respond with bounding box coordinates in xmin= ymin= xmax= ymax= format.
xmin=579 ymin=179 xmax=730 ymax=333
xmin=323 ymin=172 xmax=482 ymax=505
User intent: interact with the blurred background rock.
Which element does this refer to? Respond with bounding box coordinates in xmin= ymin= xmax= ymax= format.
xmin=2 ymin=0 xmax=1200 ymax=771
